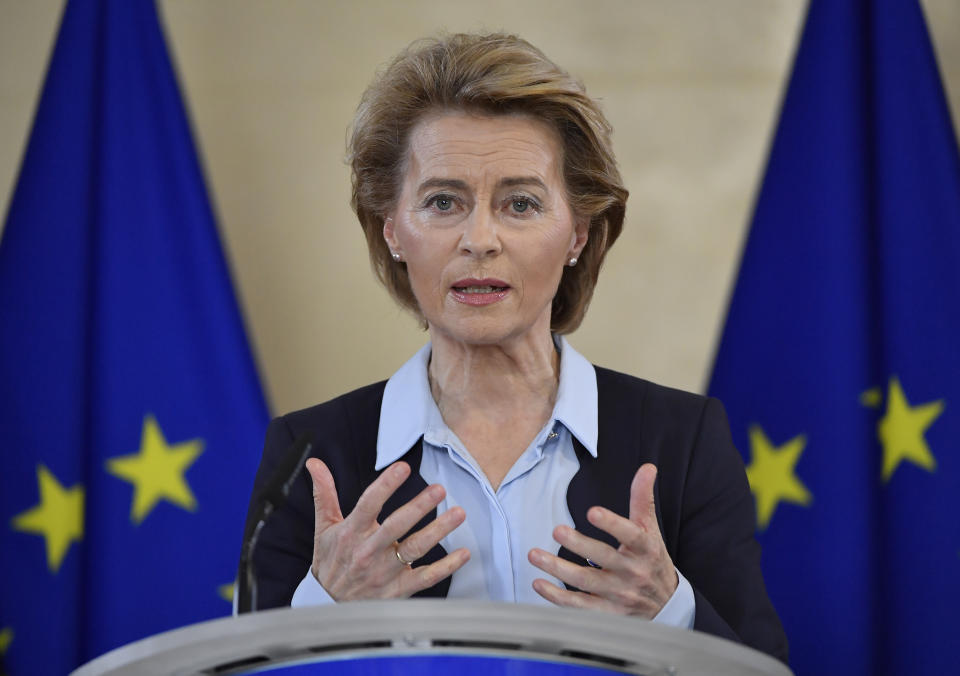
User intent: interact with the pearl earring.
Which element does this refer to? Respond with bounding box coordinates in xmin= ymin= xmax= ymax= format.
xmin=567 ymin=257 xmax=578 ymax=267
xmin=391 ymin=252 xmax=402 ymax=262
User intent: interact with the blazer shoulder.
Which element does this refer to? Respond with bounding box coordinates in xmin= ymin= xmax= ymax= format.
xmin=593 ymin=364 xmax=714 ymax=428
xmin=275 ymin=380 xmax=388 ymax=438
xmin=592 ymin=365 xmax=734 ymax=481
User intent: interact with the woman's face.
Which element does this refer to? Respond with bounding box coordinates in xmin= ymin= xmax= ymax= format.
xmin=384 ymin=112 xmax=588 ymax=347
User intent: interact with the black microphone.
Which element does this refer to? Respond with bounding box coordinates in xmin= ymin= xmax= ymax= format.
xmin=237 ymin=432 xmax=314 ymax=613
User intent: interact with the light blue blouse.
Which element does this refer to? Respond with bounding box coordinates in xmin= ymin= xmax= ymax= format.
xmin=290 ymin=337 xmax=694 ymax=628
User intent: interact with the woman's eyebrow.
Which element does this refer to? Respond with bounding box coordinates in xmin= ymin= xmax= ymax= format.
xmin=416 ymin=178 xmax=469 ymax=193
xmin=498 ymin=176 xmax=548 ymax=192
xmin=416 ymin=177 xmax=549 ymax=192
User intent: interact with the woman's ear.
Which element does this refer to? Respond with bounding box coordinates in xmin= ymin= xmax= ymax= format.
xmin=383 ymin=216 xmax=401 ymax=258
xmin=570 ymin=217 xmax=589 ymax=258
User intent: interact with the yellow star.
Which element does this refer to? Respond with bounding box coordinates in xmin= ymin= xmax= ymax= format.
xmin=0 ymin=626 xmax=12 ymax=654
xmin=745 ymin=425 xmax=812 ymax=530
xmin=878 ymin=376 xmax=943 ymax=482
xmin=106 ymin=415 xmax=204 ymax=524
xmin=10 ymin=466 xmax=84 ymax=573
xmin=218 ymin=582 xmax=235 ymax=603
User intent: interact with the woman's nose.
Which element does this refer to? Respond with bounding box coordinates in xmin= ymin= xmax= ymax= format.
xmin=459 ymin=208 xmax=502 ymax=257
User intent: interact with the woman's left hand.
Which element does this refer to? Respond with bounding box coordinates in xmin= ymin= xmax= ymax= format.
xmin=528 ymin=463 xmax=678 ymax=618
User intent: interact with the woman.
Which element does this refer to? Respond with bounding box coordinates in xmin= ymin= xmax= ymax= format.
xmin=245 ymin=32 xmax=788 ymax=662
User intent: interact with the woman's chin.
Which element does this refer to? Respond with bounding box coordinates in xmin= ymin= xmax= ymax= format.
xmin=427 ymin=318 xmax=544 ymax=349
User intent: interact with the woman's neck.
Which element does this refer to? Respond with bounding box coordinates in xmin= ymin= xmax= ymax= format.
xmin=427 ymin=329 xmax=560 ymax=429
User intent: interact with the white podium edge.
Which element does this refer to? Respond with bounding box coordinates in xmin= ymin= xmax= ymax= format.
xmin=72 ymin=600 xmax=792 ymax=676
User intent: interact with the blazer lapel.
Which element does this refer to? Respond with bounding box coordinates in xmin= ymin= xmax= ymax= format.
xmin=379 ymin=439 xmax=450 ymax=598
xmin=559 ymin=367 xmax=659 ymax=590
xmin=559 ymin=437 xmax=628 ymax=579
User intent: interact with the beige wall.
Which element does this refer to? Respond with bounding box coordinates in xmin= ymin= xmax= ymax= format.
xmin=2 ymin=1 xmax=959 ymax=416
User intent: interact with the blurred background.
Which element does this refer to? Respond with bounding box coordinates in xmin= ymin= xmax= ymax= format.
xmin=3 ymin=3 xmax=960 ymax=674
xmin=2 ymin=0 xmax=958 ymax=414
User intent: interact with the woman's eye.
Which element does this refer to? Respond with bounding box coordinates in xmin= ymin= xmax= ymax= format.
xmin=512 ymin=199 xmax=530 ymax=213
xmin=430 ymin=196 xmax=454 ymax=211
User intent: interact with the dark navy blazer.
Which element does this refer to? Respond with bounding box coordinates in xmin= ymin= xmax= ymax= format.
xmin=244 ymin=366 xmax=788 ymax=663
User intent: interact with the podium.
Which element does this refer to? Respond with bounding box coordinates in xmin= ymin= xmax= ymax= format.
xmin=72 ymin=601 xmax=792 ymax=675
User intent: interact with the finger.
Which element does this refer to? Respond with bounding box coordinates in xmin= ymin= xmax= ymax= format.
xmin=306 ymin=458 xmax=343 ymax=531
xmin=528 ymin=548 xmax=603 ymax=593
xmin=400 ymin=547 xmax=471 ymax=596
xmin=348 ymin=461 xmax=411 ymax=528
xmin=531 ymin=579 xmax=615 ymax=612
xmin=629 ymin=463 xmax=658 ymax=527
xmin=393 ymin=505 xmax=466 ymax=563
xmin=550 ymin=525 xmax=621 ymax=571
xmin=587 ymin=506 xmax=651 ymax=553
xmin=371 ymin=483 xmax=448 ymax=550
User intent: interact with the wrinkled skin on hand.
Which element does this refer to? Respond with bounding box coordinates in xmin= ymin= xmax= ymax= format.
xmin=528 ymin=464 xmax=679 ymax=617
xmin=307 ymin=458 xmax=470 ymax=600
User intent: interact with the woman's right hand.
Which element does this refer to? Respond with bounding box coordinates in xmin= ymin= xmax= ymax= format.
xmin=306 ymin=457 xmax=469 ymax=600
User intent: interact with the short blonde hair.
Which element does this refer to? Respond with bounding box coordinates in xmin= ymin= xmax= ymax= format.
xmin=349 ymin=32 xmax=627 ymax=333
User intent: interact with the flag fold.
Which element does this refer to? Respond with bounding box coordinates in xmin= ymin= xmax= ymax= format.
xmin=0 ymin=1 xmax=269 ymax=673
xmin=709 ymin=1 xmax=960 ymax=674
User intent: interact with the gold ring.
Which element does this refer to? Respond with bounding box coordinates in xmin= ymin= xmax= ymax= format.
xmin=394 ymin=542 xmax=415 ymax=566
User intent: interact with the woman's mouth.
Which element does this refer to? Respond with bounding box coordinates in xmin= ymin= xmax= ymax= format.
xmin=455 ymin=285 xmax=508 ymax=293
xmin=450 ymin=279 xmax=511 ymax=306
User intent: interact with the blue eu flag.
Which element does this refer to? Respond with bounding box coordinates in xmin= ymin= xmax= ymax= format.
xmin=0 ymin=1 xmax=269 ymax=673
xmin=709 ymin=1 xmax=960 ymax=674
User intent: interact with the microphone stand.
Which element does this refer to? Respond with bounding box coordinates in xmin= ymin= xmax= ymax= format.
xmin=237 ymin=433 xmax=313 ymax=613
